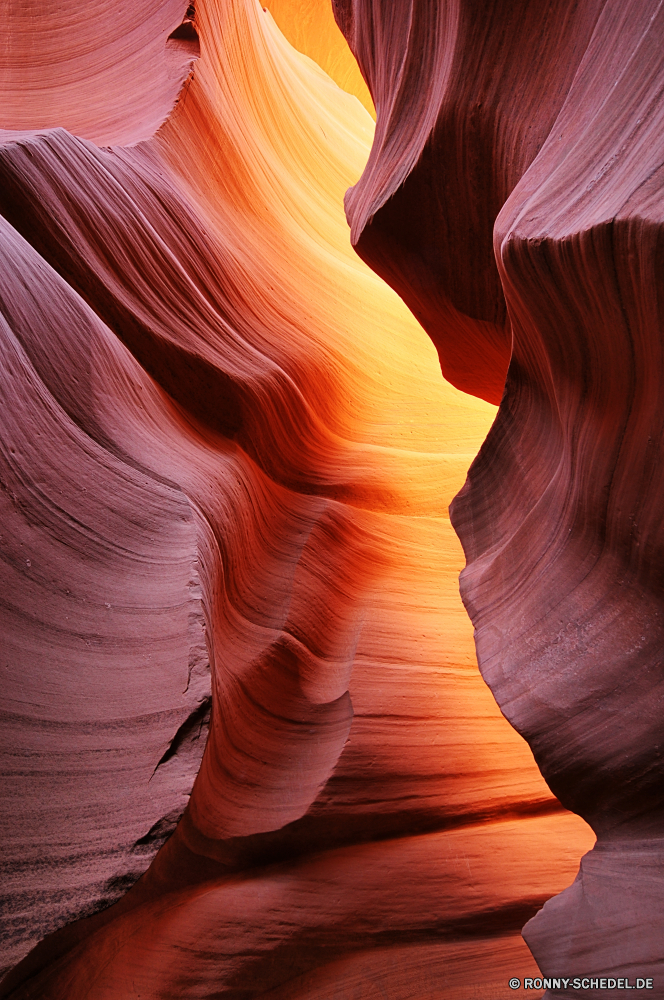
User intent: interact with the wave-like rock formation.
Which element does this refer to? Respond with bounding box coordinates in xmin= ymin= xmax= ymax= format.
xmin=337 ymin=0 xmax=664 ymax=993
xmin=263 ymin=0 xmax=375 ymax=116
xmin=1 ymin=0 xmax=597 ymax=997
xmin=0 ymin=0 xmax=200 ymax=145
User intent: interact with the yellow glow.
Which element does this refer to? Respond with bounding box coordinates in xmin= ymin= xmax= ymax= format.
xmin=262 ymin=0 xmax=375 ymax=117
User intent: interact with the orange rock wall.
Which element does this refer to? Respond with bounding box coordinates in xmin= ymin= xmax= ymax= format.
xmin=0 ymin=0 xmax=597 ymax=997
xmin=262 ymin=0 xmax=374 ymax=115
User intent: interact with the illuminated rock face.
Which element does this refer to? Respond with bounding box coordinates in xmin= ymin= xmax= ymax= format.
xmin=336 ymin=0 xmax=664 ymax=990
xmin=0 ymin=0 xmax=600 ymax=997
xmin=263 ymin=0 xmax=374 ymax=116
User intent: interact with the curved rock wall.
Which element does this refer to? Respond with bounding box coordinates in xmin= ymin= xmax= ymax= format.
xmin=0 ymin=219 xmax=211 ymax=969
xmin=1 ymin=0 xmax=597 ymax=997
xmin=338 ymin=0 xmax=612 ymax=405
xmin=262 ymin=0 xmax=375 ymax=115
xmin=1 ymin=0 xmax=199 ymax=145
xmin=336 ymin=0 xmax=664 ymax=993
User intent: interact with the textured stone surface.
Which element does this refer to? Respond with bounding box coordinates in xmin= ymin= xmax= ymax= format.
xmin=1 ymin=0 xmax=199 ymax=146
xmin=336 ymin=0 xmax=606 ymax=404
xmin=0 ymin=217 xmax=211 ymax=973
xmin=0 ymin=0 xmax=600 ymax=996
xmin=263 ymin=0 xmax=374 ymax=116
xmin=335 ymin=0 xmax=664 ymax=993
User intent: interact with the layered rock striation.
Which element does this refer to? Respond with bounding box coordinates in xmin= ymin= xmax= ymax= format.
xmin=336 ymin=0 xmax=664 ymax=992
xmin=0 ymin=0 xmax=605 ymax=997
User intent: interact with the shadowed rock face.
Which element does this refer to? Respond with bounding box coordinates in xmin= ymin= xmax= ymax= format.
xmin=335 ymin=0 xmax=606 ymax=404
xmin=0 ymin=0 xmax=605 ymax=997
xmin=336 ymin=0 xmax=664 ymax=991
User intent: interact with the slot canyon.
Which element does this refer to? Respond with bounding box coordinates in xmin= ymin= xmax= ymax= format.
xmin=0 ymin=1 xmax=662 ymax=997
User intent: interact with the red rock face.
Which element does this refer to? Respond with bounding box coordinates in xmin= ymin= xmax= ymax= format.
xmin=0 ymin=0 xmax=609 ymax=997
xmin=336 ymin=0 xmax=664 ymax=991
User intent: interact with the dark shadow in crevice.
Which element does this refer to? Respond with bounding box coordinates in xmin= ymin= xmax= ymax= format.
xmin=150 ymin=696 xmax=211 ymax=778
xmin=167 ymin=3 xmax=199 ymax=52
